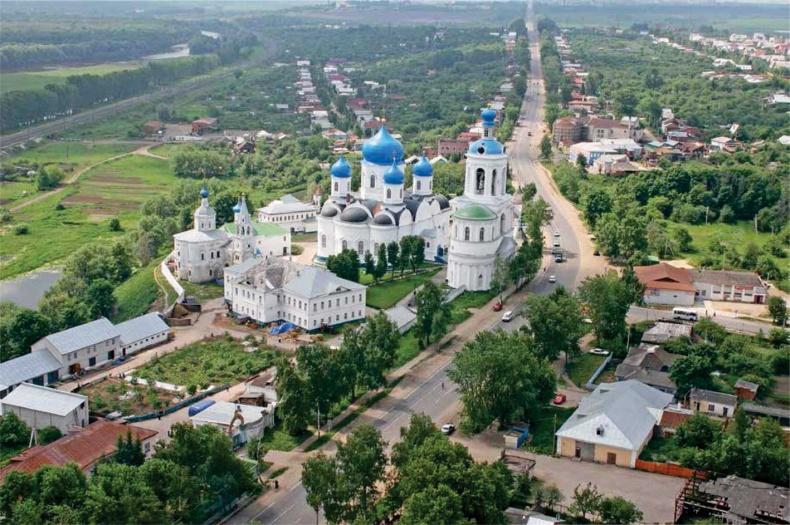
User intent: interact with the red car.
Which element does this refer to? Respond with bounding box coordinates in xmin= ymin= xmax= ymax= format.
xmin=553 ymin=393 xmax=567 ymax=405
xmin=492 ymin=302 xmax=503 ymax=312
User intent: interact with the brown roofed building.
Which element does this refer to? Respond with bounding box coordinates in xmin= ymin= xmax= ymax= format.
xmin=438 ymin=138 xmax=470 ymax=157
xmin=192 ymin=117 xmax=218 ymax=135
xmin=552 ymin=116 xmax=586 ymax=146
xmin=735 ymin=379 xmax=759 ymax=401
xmin=0 ymin=419 xmax=157 ymax=481
xmin=634 ymin=262 xmax=695 ymax=306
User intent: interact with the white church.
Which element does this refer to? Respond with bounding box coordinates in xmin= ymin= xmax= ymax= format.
xmin=172 ymin=188 xmax=291 ymax=283
xmin=316 ymin=127 xmax=452 ymax=264
xmin=317 ymin=108 xmax=515 ymax=291
xmin=447 ymin=108 xmax=516 ymax=291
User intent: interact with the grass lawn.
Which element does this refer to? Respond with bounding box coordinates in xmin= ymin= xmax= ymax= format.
xmin=292 ymin=232 xmax=317 ymax=243
xmin=364 ymin=267 xmax=441 ymax=309
xmin=522 ymin=405 xmax=575 ymax=455
xmin=135 ymin=338 xmax=277 ymax=388
xmin=113 ymin=259 xmax=164 ymax=322
xmin=566 ymin=353 xmax=606 ymax=388
xmin=0 ymin=180 xmax=36 ymax=207
xmin=394 ymin=329 xmax=421 ymax=368
xmin=639 ymin=435 xmax=681 ymax=462
xmin=10 ymin=142 xmax=138 ymax=173
xmin=1 ymin=63 xmax=141 ymax=95
xmin=260 ymin=424 xmax=312 ymax=452
xmin=149 ymin=143 xmax=187 ymax=159
xmin=181 ymin=279 xmax=225 ymax=301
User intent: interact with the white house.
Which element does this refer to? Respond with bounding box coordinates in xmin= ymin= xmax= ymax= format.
xmin=691 ymin=269 xmax=767 ymax=304
xmin=224 ymin=258 xmax=367 ymax=331
xmin=555 ymin=380 xmax=672 ymax=468
xmin=688 ymin=388 xmax=738 ymax=419
xmin=447 ymin=108 xmax=516 ymax=291
xmin=257 ymin=193 xmax=319 ymax=233
xmin=31 ymin=318 xmax=121 ymax=379
xmin=634 ymin=263 xmax=696 ymax=306
xmin=1 ymin=383 xmax=88 ymax=433
xmin=116 ymin=313 xmax=170 ymax=357
xmin=190 ymin=401 xmax=274 ymax=447
xmin=173 ymin=189 xmax=291 ymax=283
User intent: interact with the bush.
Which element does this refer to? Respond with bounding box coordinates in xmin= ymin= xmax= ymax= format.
xmin=108 ymin=217 xmax=122 ymax=231
xmin=13 ymin=223 xmax=29 ymax=235
xmin=38 ymin=426 xmax=62 ymax=445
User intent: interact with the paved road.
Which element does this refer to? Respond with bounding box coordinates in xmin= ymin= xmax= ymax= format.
xmin=629 ymin=305 xmax=776 ymax=335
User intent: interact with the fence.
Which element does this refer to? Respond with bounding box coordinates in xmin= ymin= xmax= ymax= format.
xmin=125 ymin=383 xmax=229 ymax=423
xmin=584 ymin=353 xmax=613 ymax=391
xmin=635 ymin=459 xmax=707 ymax=479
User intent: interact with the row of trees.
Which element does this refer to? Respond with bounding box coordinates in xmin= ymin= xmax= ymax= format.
xmin=1 ymin=55 xmax=222 ymax=132
xmin=0 ymin=423 xmax=258 ymax=524
xmin=276 ymin=312 xmax=400 ymax=435
xmin=302 ymin=415 xmax=516 ymax=524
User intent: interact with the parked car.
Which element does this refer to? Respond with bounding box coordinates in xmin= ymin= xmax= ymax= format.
xmin=548 ymin=275 xmax=557 ymax=283
xmin=502 ymin=310 xmax=515 ymax=322
xmin=553 ymin=394 xmax=567 ymax=405
xmin=493 ymin=301 xmax=503 ymax=312
xmin=528 ymin=131 xmax=532 ymax=136
xmin=554 ymin=253 xmax=563 ymax=263
xmin=441 ymin=423 xmax=456 ymax=435
xmin=589 ymin=348 xmax=609 ymax=356
xmin=593 ymin=249 xmax=600 ymax=256
xmin=554 ymin=232 xmax=561 ymax=238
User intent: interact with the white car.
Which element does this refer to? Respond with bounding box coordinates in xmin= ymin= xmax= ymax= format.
xmin=549 ymin=275 xmax=557 ymax=283
xmin=554 ymin=232 xmax=561 ymax=237
xmin=502 ymin=310 xmax=515 ymax=322
xmin=441 ymin=423 xmax=456 ymax=435
xmin=589 ymin=348 xmax=609 ymax=356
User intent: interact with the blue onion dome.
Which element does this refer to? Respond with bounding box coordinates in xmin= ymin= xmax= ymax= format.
xmin=200 ymin=186 xmax=209 ymax=198
xmin=383 ymin=159 xmax=404 ymax=185
xmin=412 ymin=156 xmax=433 ymax=177
xmin=362 ymin=126 xmax=404 ymax=165
xmin=468 ymin=137 xmax=504 ymax=156
xmin=331 ymin=155 xmax=351 ymax=178
xmin=481 ymin=108 xmax=497 ymax=126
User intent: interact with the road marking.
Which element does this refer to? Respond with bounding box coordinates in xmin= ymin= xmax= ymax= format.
xmin=272 ymin=503 xmax=297 ymax=524
xmin=253 ymin=482 xmax=303 ymax=522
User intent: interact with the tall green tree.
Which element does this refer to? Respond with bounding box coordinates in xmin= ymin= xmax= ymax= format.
xmin=414 ymin=281 xmax=448 ymax=348
xmin=539 ymin=135 xmax=552 ymax=160
xmin=275 ymin=361 xmax=312 ymax=434
xmin=768 ymin=296 xmax=787 ymax=326
xmin=114 ymin=432 xmax=145 ymax=466
xmin=363 ymin=251 xmax=375 ymax=277
xmin=85 ymin=463 xmax=166 ymax=525
xmin=387 ymin=242 xmax=400 ymax=278
xmin=448 ymin=331 xmax=555 ymax=432
xmin=374 ymin=243 xmax=387 ymax=283
xmin=400 ymin=485 xmax=464 ymax=525
xmin=302 ymin=453 xmax=345 ymax=525
xmin=599 ymin=496 xmax=644 ymax=524
xmin=334 ymin=424 xmax=387 ymax=521
xmin=526 ymin=286 xmax=584 ymax=364
xmin=578 ymin=272 xmax=633 ymax=350
xmin=326 ymin=249 xmax=359 ymax=283
xmin=0 ymin=302 xmax=52 ymax=363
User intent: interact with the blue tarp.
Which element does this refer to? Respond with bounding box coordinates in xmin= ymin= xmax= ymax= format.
xmin=270 ymin=322 xmax=297 ymax=335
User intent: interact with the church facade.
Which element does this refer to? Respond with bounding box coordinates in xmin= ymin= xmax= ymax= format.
xmin=316 ymin=127 xmax=451 ymax=263
xmin=447 ymin=108 xmax=516 ymax=291
xmin=172 ymin=189 xmax=291 ymax=283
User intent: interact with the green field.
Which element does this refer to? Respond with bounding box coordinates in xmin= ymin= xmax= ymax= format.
xmin=567 ymin=353 xmax=606 ymax=388
xmin=0 ymin=180 xmax=36 ymax=207
xmin=364 ymin=267 xmax=442 ymax=309
xmin=135 ymin=338 xmax=277 ymax=388
xmin=0 ymin=153 xmax=172 ymax=279
xmin=522 ymin=405 xmax=575 ymax=455
xmin=1 ymin=63 xmax=141 ymax=95
xmin=113 ymin=259 xmax=165 ymax=322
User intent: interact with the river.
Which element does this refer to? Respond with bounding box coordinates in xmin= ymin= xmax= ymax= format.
xmin=0 ymin=269 xmax=62 ymax=309
xmin=144 ymin=44 xmax=190 ymax=61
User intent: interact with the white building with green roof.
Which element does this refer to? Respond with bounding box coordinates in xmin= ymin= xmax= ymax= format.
xmin=447 ymin=109 xmax=516 ymax=291
xmin=172 ymin=189 xmax=291 ymax=283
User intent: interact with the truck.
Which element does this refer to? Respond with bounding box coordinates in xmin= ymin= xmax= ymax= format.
xmin=188 ymin=398 xmax=216 ymax=417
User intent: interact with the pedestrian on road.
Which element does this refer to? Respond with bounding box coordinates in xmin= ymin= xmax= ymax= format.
xmin=441 ymin=381 xmax=445 ymax=390
xmin=274 ymin=480 xmax=279 ymax=490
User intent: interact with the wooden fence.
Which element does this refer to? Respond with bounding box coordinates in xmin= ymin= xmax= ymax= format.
xmin=635 ymin=459 xmax=707 ymax=479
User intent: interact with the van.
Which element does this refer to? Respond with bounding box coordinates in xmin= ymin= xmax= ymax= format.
xmin=502 ymin=311 xmax=515 ymax=322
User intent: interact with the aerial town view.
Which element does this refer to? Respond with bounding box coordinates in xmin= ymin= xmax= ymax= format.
xmin=0 ymin=0 xmax=788 ymax=523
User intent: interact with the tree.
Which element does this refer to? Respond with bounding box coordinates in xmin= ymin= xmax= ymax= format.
xmin=326 ymin=248 xmax=359 ymax=283
xmin=0 ymin=412 xmax=30 ymax=448
xmin=569 ymin=482 xmax=602 ymax=521
xmin=526 ymin=286 xmax=584 ymax=364
xmin=621 ymin=265 xmax=645 ymax=305
xmin=672 ymin=227 xmax=693 ymax=252
xmin=139 ymin=458 xmax=199 ymax=523
xmin=399 ymin=236 xmax=413 ymax=277
xmin=0 ymin=302 xmax=52 ymax=362
xmin=373 ymin=244 xmax=387 ymax=283
xmin=356 ymin=311 xmax=400 ymax=390
xmin=490 ymin=256 xmax=509 ymax=299
xmin=400 ymin=485 xmax=464 ymax=525
xmin=387 ymin=241 xmax=400 ymax=278
xmin=275 ymin=362 xmax=312 ymax=434
xmin=448 ymin=331 xmax=555 ymax=432
xmin=38 ymin=426 xmax=62 ymax=445
xmin=539 ymin=135 xmax=552 ymax=160
xmin=768 ymin=296 xmax=787 ymax=326
xmin=334 ymin=424 xmax=387 ymax=521
xmin=675 ymin=414 xmax=723 ymax=448
xmin=302 ymin=453 xmax=344 ymax=525
xmin=599 ymin=496 xmax=644 ymax=524
xmin=297 ymin=344 xmax=345 ymax=423
xmin=578 ymin=272 xmax=633 ymax=350
xmin=85 ymin=463 xmax=166 ymax=524
xmin=108 ymin=217 xmax=122 ymax=232
xmin=414 ymin=281 xmax=447 ymax=348
xmin=539 ymin=484 xmax=563 ymax=512
xmin=670 ymin=346 xmax=715 ymax=396
xmin=583 ymin=189 xmax=612 ymax=227
xmin=363 ymin=250 xmax=375 ymax=276
xmin=115 ymin=432 xmax=145 ymax=466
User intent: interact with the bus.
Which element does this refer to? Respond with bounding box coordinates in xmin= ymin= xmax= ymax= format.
xmin=672 ymin=308 xmax=698 ymax=322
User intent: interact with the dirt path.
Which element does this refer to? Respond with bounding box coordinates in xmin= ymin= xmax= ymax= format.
xmin=9 ymin=141 xmax=162 ymax=213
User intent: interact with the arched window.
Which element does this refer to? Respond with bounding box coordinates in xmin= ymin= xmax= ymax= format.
xmin=334 ymin=182 xmax=338 ymax=192
xmin=370 ymin=174 xmax=375 ymax=188
xmin=321 ymin=235 xmax=327 ymax=248
xmin=491 ymin=169 xmax=497 ymax=195
xmin=464 ymin=227 xmax=470 ymax=241
xmin=357 ymin=241 xmax=364 ymax=255
xmin=475 ymin=168 xmax=485 ymax=194
xmin=479 ymin=228 xmax=485 ymax=241
xmin=387 ymin=189 xmax=392 ymax=199
xmin=500 ymin=214 xmax=505 ymax=234
xmin=416 ymin=180 xmax=421 ymax=191
xmin=342 ymin=240 xmax=348 ymax=250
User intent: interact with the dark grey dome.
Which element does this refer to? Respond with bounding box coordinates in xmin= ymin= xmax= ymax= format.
xmin=321 ymin=203 xmax=339 ymax=217
xmin=340 ymin=206 xmax=369 ymax=223
xmin=433 ymin=194 xmax=450 ymax=209
xmin=373 ymin=213 xmax=393 ymax=226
